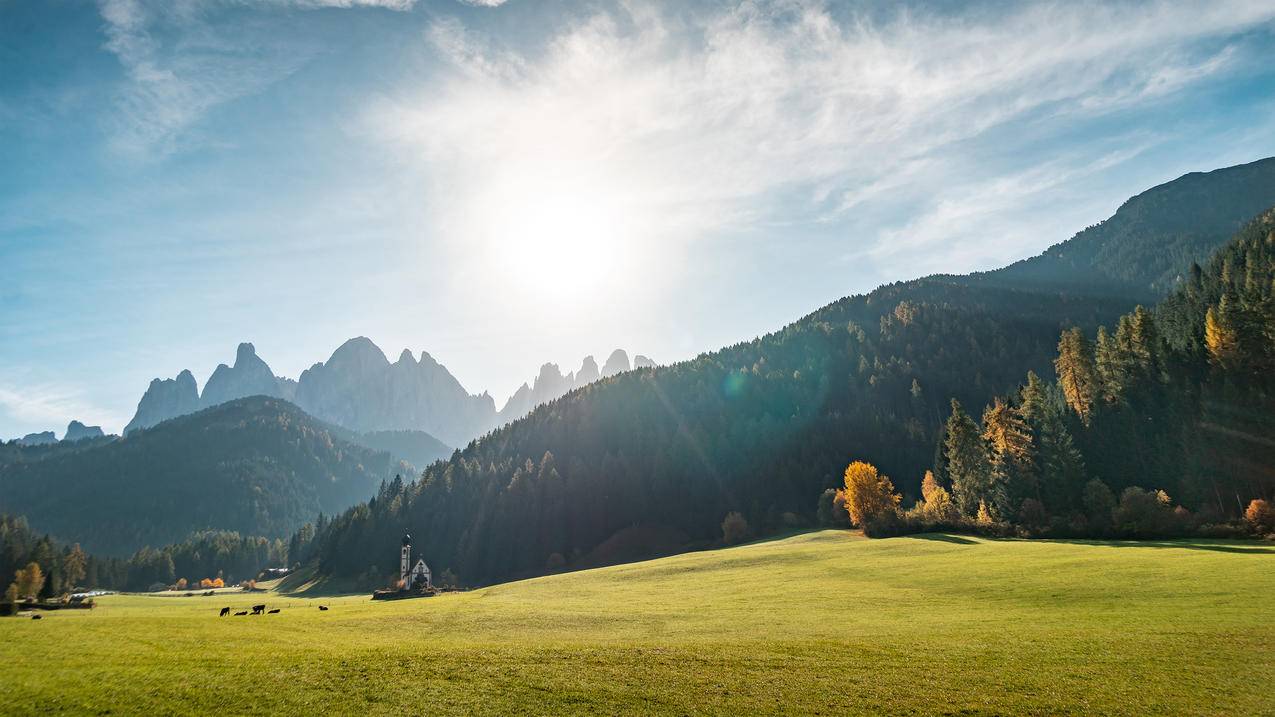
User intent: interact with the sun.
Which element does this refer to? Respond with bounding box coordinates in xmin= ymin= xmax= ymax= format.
xmin=479 ymin=174 xmax=636 ymax=304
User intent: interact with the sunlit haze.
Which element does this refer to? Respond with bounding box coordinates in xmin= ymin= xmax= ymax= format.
xmin=3 ymin=0 xmax=1275 ymax=436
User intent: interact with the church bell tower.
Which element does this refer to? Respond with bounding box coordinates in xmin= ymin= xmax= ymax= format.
xmin=400 ymin=532 xmax=412 ymax=585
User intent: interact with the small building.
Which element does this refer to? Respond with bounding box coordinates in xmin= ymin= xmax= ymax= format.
xmin=399 ymin=532 xmax=432 ymax=591
xmin=410 ymin=559 xmax=431 ymax=590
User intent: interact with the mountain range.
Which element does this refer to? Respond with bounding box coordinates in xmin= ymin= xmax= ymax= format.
xmin=0 ymin=397 xmax=410 ymax=556
xmin=120 ymin=340 xmax=653 ymax=447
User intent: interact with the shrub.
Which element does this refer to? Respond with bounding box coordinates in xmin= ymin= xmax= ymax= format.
xmin=1244 ymin=499 xmax=1275 ymax=534
xmin=721 ymin=512 xmax=749 ymax=545
xmin=1017 ymin=498 xmax=1048 ymax=531
xmin=816 ymin=488 xmax=852 ymax=527
xmin=1113 ymin=488 xmax=1180 ymax=538
xmin=1082 ymin=479 xmax=1116 ymax=533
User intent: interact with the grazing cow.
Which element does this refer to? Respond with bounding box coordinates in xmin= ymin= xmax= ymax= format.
xmin=219 ymin=607 xmax=230 ymax=617
xmin=234 ymin=611 xmax=248 ymax=616
xmin=251 ymin=604 xmax=266 ymax=615
xmin=31 ymin=614 xmax=42 ymax=620
xmin=318 ymin=605 xmax=329 ymax=611
xmin=267 ymin=609 xmax=280 ymax=614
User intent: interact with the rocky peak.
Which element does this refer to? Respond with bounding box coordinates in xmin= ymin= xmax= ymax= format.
xmin=65 ymin=420 xmax=105 ymax=441
xmin=18 ymin=431 xmax=57 ymax=446
xmin=601 ymin=349 xmax=631 ymax=377
xmin=124 ymin=369 xmax=201 ymax=435
xmin=201 ymin=341 xmax=284 ymax=409
xmin=575 ymin=356 xmax=600 ymax=385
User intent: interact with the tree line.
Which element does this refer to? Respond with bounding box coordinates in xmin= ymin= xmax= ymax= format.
xmin=834 ymin=208 xmax=1275 ymax=539
xmin=2 ymin=514 xmax=289 ymax=603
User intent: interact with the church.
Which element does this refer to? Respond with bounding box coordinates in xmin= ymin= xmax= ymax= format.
xmin=399 ymin=532 xmax=431 ymax=591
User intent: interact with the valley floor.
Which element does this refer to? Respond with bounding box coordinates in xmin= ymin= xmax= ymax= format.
xmin=1 ymin=531 xmax=1272 ymax=715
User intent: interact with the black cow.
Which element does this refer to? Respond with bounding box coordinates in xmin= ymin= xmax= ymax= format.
xmin=234 ymin=611 xmax=248 ymax=616
xmin=251 ymin=604 xmax=266 ymax=615
xmin=318 ymin=605 xmax=329 ymax=611
xmin=267 ymin=609 xmax=280 ymax=614
xmin=219 ymin=607 xmax=230 ymax=617
xmin=31 ymin=614 xmax=42 ymax=620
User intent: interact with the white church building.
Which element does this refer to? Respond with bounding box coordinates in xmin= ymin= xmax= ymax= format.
xmin=399 ymin=532 xmax=432 ymax=590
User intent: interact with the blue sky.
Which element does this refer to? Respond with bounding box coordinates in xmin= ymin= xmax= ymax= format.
xmin=2 ymin=0 xmax=1275 ymax=438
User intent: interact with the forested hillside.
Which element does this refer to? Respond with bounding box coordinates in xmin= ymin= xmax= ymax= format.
xmin=0 ymin=398 xmax=407 ymax=556
xmin=300 ymin=159 xmax=1275 ymax=587
xmin=918 ymin=207 xmax=1275 ymax=535
xmin=974 ymin=156 xmax=1275 ymax=297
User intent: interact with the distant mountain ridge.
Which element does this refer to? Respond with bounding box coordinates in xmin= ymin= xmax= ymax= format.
xmin=0 ymin=397 xmax=408 ymax=556
xmin=120 ymin=339 xmax=653 ymax=447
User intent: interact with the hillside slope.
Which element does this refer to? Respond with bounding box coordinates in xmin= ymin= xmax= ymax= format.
xmin=2 ymin=532 xmax=1272 ymax=714
xmin=0 ymin=397 xmax=407 ymax=556
xmin=308 ymin=157 xmax=1275 ymax=586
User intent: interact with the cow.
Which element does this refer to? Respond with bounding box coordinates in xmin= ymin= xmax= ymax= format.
xmin=219 ymin=607 xmax=230 ymax=617
xmin=251 ymin=604 xmax=266 ymax=615
xmin=267 ymin=609 xmax=280 ymax=614
xmin=318 ymin=605 xmax=329 ymax=611
xmin=234 ymin=611 xmax=248 ymax=616
xmin=31 ymin=614 xmax=42 ymax=620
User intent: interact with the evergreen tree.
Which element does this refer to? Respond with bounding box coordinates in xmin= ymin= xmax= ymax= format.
xmin=1055 ymin=328 xmax=1098 ymax=423
xmin=944 ymin=399 xmax=989 ymax=516
xmin=981 ymin=397 xmax=1037 ymax=509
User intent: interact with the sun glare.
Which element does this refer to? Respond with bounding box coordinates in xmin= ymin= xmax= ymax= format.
xmin=480 ymin=177 xmax=636 ymax=304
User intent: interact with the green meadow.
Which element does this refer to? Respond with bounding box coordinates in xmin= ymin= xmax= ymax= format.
xmin=2 ymin=531 xmax=1272 ymax=715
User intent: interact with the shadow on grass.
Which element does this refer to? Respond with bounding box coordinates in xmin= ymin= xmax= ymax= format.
xmin=906 ymin=533 xmax=979 ymax=545
xmin=1036 ymin=538 xmax=1275 ymax=554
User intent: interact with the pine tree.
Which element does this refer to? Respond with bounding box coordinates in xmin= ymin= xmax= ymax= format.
xmin=1055 ymin=328 xmax=1098 ymax=424
xmin=1205 ymin=299 xmax=1240 ymax=371
xmin=981 ymin=397 xmax=1038 ymax=509
xmin=1094 ymin=326 xmax=1129 ymax=406
xmin=944 ymin=399 xmax=989 ymax=516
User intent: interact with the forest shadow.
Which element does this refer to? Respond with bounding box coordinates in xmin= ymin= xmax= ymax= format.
xmin=907 ymin=533 xmax=979 ymax=545
xmin=1040 ymin=538 xmax=1275 ymax=554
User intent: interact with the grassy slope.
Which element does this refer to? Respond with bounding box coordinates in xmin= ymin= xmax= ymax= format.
xmin=2 ymin=532 xmax=1272 ymax=715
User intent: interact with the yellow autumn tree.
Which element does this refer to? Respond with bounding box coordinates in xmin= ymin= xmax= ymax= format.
xmin=917 ymin=470 xmax=957 ymax=521
xmin=1205 ymin=303 xmax=1239 ymax=370
xmin=842 ymin=461 xmax=901 ymax=527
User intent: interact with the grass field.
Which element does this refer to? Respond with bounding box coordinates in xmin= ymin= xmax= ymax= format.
xmin=1 ymin=531 xmax=1272 ymax=715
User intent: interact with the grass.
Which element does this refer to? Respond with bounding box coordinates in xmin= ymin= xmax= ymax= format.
xmin=1 ymin=531 xmax=1272 ymax=715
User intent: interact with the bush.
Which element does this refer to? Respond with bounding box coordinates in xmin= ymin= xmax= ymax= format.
xmin=1082 ymin=479 xmax=1116 ymax=533
xmin=721 ymin=512 xmax=749 ymax=545
xmin=816 ymin=489 xmax=851 ymax=528
xmin=1113 ymin=488 xmax=1181 ymax=538
xmin=1244 ymin=499 xmax=1275 ymax=534
xmin=1017 ymin=498 xmax=1048 ymax=532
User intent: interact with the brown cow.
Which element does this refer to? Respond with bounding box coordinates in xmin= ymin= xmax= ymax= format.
xmin=219 ymin=607 xmax=230 ymax=617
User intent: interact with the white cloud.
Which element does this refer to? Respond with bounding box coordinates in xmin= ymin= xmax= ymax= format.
xmin=0 ymin=382 xmax=124 ymax=438
xmin=367 ymin=0 xmax=1275 ymax=293
xmin=96 ymin=0 xmax=419 ymax=157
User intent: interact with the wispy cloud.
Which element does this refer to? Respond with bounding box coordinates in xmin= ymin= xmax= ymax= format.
xmin=95 ymin=0 xmax=419 ymax=157
xmin=0 ymin=382 xmax=124 ymax=437
xmin=368 ymin=0 xmax=1275 ymax=282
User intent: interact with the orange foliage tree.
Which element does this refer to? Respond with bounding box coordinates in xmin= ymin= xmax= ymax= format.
xmin=841 ymin=461 xmax=901 ymax=527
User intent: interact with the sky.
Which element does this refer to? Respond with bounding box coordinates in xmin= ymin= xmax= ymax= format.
xmin=2 ymin=0 xmax=1275 ymax=438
